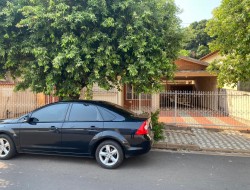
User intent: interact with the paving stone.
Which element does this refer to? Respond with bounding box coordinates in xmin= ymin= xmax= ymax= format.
xmin=162 ymin=127 xmax=250 ymax=152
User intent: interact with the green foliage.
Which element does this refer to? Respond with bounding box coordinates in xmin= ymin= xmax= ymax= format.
xmin=0 ymin=0 xmax=182 ymax=99
xmin=206 ymin=0 xmax=250 ymax=88
xmin=182 ymin=20 xmax=212 ymax=59
xmin=196 ymin=45 xmax=210 ymax=58
xmin=178 ymin=49 xmax=190 ymax=57
xmin=151 ymin=110 xmax=165 ymax=141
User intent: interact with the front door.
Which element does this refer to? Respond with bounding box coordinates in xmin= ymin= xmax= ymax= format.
xmin=19 ymin=103 xmax=69 ymax=153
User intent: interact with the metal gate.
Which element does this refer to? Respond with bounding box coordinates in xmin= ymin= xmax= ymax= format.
xmin=159 ymin=90 xmax=250 ymax=128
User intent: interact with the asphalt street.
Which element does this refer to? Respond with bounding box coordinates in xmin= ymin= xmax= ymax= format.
xmin=0 ymin=150 xmax=250 ymax=190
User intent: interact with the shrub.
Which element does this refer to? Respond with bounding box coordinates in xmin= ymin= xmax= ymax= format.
xmin=151 ymin=110 xmax=165 ymax=142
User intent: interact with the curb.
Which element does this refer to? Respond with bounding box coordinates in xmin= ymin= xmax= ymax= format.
xmin=153 ymin=142 xmax=250 ymax=154
xmin=165 ymin=125 xmax=250 ymax=133
xmin=153 ymin=142 xmax=200 ymax=151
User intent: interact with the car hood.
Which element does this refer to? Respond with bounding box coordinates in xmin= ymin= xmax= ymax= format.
xmin=0 ymin=118 xmax=19 ymax=124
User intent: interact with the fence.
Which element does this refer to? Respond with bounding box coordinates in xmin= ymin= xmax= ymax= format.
xmin=90 ymin=85 xmax=119 ymax=104
xmin=126 ymin=89 xmax=250 ymax=128
xmin=1 ymin=86 xmax=250 ymax=129
xmin=0 ymin=86 xmax=57 ymax=119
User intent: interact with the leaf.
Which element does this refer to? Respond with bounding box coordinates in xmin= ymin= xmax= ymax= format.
xmin=206 ymin=0 xmax=250 ymax=87
xmin=0 ymin=0 xmax=182 ymax=98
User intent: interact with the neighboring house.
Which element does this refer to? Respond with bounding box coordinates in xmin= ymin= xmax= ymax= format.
xmin=199 ymin=50 xmax=236 ymax=90
xmin=200 ymin=51 xmax=250 ymax=92
xmin=199 ymin=50 xmax=221 ymax=63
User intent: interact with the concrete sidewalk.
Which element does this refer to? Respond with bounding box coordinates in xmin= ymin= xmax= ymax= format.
xmin=154 ymin=125 xmax=250 ymax=154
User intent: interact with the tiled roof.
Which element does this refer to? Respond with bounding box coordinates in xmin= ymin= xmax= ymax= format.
xmin=0 ymin=81 xmax=15 ymax=85
xmin=199 ymin=51 xmax=219 ymax=61
xmin=178 ymin=56 xmax=209 ymax=66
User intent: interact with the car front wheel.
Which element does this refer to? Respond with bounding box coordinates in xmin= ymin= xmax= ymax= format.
xmin=95 ymin=140 xmax=124 ymax=169
xmin=0 ymin=134 xmax=16 ymax=160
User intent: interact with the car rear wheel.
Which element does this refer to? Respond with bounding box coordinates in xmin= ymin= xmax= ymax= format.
xmin=95 ymin=140 xmax=124 ymax=169
xmin=0 ymin=134 xmax=16 ymax=160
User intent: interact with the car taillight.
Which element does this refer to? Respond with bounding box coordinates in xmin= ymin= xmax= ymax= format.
xmin=135 ymin=121 xmax=148 ymax=135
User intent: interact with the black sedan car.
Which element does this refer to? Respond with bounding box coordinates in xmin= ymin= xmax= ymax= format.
xmin=0 ymin=101 xmax=153 ymax=169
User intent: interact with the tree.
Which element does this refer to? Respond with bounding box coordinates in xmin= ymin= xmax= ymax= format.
xmin=196 ymin=45 xmax=209 ymax=58
xmin=0 ymin=0 xmax=182 ymax=99
xmin=0 ymin=0 xmax=28 ymax=80
xmin=0 ymin=1 xmax=6 ymax=79
xmin=182 ymin=20 xmax=212 ymax=59
xmin=0 ymin=0 xmax=15 ymax=79
xmin=206 ymin=0 xmax=250 ymax=88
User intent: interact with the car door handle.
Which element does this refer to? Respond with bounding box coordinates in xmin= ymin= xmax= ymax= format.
xmin=50 ymin=126 xmax=57 ymax=131
xmin=50 ymin=126 xmax=60 ymax=133
xmin=89 ymin=126 xmax=98 ymax=132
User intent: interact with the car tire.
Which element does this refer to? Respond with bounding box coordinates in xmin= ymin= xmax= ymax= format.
xmin=95 ymin=140 xmax=124 ymax=169
xmin=0 ymin=134 xmax=16 ymax=160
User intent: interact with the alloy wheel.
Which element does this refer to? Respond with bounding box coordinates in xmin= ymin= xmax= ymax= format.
xmin=99 ymin=145 xmax=119 ymax=167
xmin=0 ymin=138 xmax=10 ymax=158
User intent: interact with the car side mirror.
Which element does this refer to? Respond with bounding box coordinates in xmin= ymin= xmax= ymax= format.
xmin=23 ymin=116 xmax=30 ymax=123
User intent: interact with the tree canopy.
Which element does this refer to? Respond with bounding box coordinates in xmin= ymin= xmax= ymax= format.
xmin=180 ymin=20 xmax=212 ymax=59
xmin=0 ymin=0 xmax=182 ymax=99
xmin=206 ymin=0 xmax=250 ymax=88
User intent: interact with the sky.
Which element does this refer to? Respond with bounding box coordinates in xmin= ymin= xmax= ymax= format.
xmin=174 ymin=0 xmax=222 ymax=26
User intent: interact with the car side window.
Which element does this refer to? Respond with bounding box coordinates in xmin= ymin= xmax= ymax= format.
xmin=31 ymin=104 xmax=69 ymax=122
xmin=98 ymin=107 xmax=116 ymax=121
xmin=18 ymin=115 xmax=29 ymax=122
xmin=68 ymin=104 xmax=101 ymax=121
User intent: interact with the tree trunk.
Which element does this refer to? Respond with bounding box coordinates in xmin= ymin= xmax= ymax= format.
xmin=84 ymin=85 xmax=93 ymax=100
xmin=69 ymin=94 xmax=80 ymax=100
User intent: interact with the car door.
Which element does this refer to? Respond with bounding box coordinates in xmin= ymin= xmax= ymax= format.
xmin=19 ymin=103 xmax=69 ymax=153
xmin=61 ymin=103 xmax=103 ymax=155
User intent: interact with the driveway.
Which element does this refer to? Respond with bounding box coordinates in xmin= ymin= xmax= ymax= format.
xmin=159 ymin=109 xmax=250 ymax=130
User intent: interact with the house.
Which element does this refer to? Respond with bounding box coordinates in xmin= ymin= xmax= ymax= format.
xmin=1 ymin=55 xmax=249 ymax=127
xmin=1 ymin=55 xmax=216 ymax=112
xmin=91 ymin=56 xmax=217 ymax=111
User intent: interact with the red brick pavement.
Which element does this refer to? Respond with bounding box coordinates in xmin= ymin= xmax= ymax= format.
xmin=159 ymin=110 xmax=250 ymax=131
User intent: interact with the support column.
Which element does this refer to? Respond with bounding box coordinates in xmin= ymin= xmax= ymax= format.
xmin=152 ymin=93 xmax=160 ymax=112
xmin=117 ymin=85 xmax=124 ymax=106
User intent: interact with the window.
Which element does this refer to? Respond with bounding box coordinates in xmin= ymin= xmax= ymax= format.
xmin=126 ymin=84 xmax=138 ymax=100
xmin=126 ymin=84 xmax=151 ymax=100
xmin=69 ymin=104 xmax=100 ymax=121
xmin=98 ymin=107 xmax=116 ymax=121
xmin=31 ymin=104 xmax=68 ymax=122
xmin=18 ymin=114 xmax=29 ymax=123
